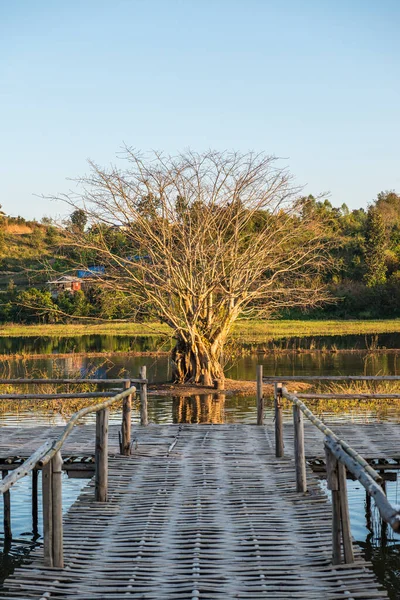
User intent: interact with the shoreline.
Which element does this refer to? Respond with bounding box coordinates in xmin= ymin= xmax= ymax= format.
xmin=0 ymin=347 xmax=399 ymax=360
xmin=148 ymin=379 xmax=309 ymax=397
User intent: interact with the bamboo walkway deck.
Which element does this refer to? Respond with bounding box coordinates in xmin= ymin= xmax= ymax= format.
xmin=0 ymin=423 xmax=390 ymax=599
xmin=1 ymin=420 xmax=399 ymax=460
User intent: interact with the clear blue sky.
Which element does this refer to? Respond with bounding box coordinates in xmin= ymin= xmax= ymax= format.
xmin=1 ymin=0 xmax=399 ymax=220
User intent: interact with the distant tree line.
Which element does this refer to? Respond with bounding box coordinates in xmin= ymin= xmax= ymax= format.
xmin=1 ymin=190 xmax=400 ymax=325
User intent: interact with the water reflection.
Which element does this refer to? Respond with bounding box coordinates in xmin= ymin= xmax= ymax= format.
xmin=0 ymin=472 xmax=87 ymax=587
xmin=1 ymin=349 xmax=400 ymax=386
xmin=346 ymin=477 xmax=400 ymax=600
xmin=172 ymin=394 xmax=225 ymax=424
xmin=2 ymin=332 xmax=400 ymax=356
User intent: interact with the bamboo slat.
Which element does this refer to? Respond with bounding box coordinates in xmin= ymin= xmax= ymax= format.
xmin=0 ymin=424 xmax=387 ymax=599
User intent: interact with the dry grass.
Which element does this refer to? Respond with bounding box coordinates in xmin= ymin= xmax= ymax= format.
xmin=1 ymin=318 xmax=400 ymax=340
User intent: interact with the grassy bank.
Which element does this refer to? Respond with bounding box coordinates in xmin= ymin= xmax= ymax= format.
xmin=1 ymin=319 xmax=400 ymax=339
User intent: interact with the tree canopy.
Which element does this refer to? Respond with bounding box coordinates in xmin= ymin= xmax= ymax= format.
xmin=50 ymin=150 xmax=336 ymax=383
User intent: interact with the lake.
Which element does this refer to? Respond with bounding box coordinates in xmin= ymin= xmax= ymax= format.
xmin=0 ymin=333 xmax=400 ymax=597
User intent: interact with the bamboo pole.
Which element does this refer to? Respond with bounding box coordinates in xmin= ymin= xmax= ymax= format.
xmin=139 ymin=366 xmax=148 ymax=426
xmin=282 ymin=388 xmax=382 ymax=483
xmin=324 ymin=436 xmax=400 ymax=531
xmin=0 ymin=392 xmax=120 ymax=400
xmin=51 ymin=451 xmax=64 ymax=568
xmin=0 ymin=378 xmax=140 ymax=385
xmin=0 ymin=387 xmax=136 ymax=496
xmin=0 ymin=441 xmax=53 ymax=494
xmin=293 ymin=404 xmax=307 ymax=493
xmin=42 ymin=461 xmax=53 ymax=567
xmin=95 ymin=408 xmax=109 ymax=502
xmin=274 ymin=383 xmax=284 ymax=457
xmin=263 ymin=375 xmax=400 ymax=382
xmin=121 ymin=380 xmax=132 ymax=456
xmin=40 ymin=386 xmax=136 ymax=468
xmin=256 ymin=365 xmax=264 ymax=425
xmin=2 ymin=471 xmax=11 ymax=541
xmin=297 ymin=393 xmax=400 ymax=399
xmin=32 ymin=469 xmax=38 ymax=535
xmin=325 ymin=446 xmax=341 ymax=565
xmin=337 ymin=461 xmax=354 ymax=563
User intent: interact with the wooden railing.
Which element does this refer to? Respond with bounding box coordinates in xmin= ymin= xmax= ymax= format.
xmin=256 ymin=368 xmax=400 ymax=565
xmin=0 ymin=369 xmax=150 ymax=568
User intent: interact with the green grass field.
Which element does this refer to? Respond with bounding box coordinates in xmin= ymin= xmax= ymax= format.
xmin=1 ymin=319 xmax=400 ymax=339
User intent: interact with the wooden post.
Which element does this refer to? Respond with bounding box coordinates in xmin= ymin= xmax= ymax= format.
xmin=325 ymin=445 xmax=341 ymax=565
xmin=213 ymin=379 xmax=225 ymax=390
xmin=337 ymin=461 xmax=354 ymax=563
xmin=293 ymin=404 xmax=307 ymax=493
xmin=95 ymin=408 xmax=109 ymax=502
xmin=256 ymin=365 xmax=264 ymax=425
xmin=51 ymin=451 xmax=64 ymax=568
xmin=2 ymin=470 xmax=12 ymax=541
xmin=139 ymin=366 xmax=148 ymax=426
xmin=42 ymin=460 xmax=53 ymax=567
xmin=32 ymin=468 xmax=38 ymax=535
xmin=121 ymin=380 xmax=132 ymax=456
xmin=274 ymin=382 xmax=284 ymax=457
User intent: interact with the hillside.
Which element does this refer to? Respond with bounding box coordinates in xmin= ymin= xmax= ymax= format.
xmin=0 ymin=216 xmax=59 ymax=290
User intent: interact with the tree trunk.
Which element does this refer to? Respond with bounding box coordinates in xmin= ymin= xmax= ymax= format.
xmin=171 ymin=334 xmax=224 ymax=384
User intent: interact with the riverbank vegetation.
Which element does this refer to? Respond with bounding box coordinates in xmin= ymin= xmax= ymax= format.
xmin=1 ymin=319 xmax=400 ymax=340
xmin=1 ymin=190 xmax=400 ymax=326
xmin=1 ymin=154 xmax=400 ymax=383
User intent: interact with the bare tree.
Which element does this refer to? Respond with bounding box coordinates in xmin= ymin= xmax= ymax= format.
xmin=52 ymin=150 xmax=335 ymax=384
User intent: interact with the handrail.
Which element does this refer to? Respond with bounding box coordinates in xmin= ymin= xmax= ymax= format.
xmin=255 ymin=366 xmax=400 ymax=564
xmin=0 ymin=385 xmax=136 ymax=494
xmin=263 ymin=375 xmax=400 ymax=381
xmin=0 ymin=367 xmax=150 ymax=569
xmin=281 ymin=386 xmax=400 ymax=531
xmin=281 ymin=387 xmax=382 ymax=483
xmin=272 ymin=382 xmax=400 ymax=566
xmin=0 ymin=378 xmax=145 ymax=384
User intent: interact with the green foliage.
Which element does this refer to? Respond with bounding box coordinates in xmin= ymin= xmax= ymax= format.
xmin=69 ymin=209 xmax=87 ymax=232
xmin=364 ymin=207 xmax=387 ymax=287
xmin=13 ymin=288 xmax=57 ymax=323
xmin=2 ymin=187 xmax=400 ymax=323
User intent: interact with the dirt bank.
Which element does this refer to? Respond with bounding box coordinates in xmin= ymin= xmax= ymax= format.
xmin=148 ymin=379 xmax=310 ymax=397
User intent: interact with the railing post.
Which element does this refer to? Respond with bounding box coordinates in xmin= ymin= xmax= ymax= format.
xmin=42 ymin=461 xmax=53 ymax=567
xmin=324 ymin=442 xmax=354 ymax=565
xmin=140 ymin=366 xmax=148 ymax=426
xmin=256 ymin=365 xmax=264 ymax=425
xmin=2 ymin=470 xmax=12 ymax=542
xmin=32 ymin=468 xmax=38 ymax=535
xmin=52 ymin=451 xmax=64 ymax=568
xmin=95 ymin=408 xmax=109 ymax=502
xmin=274 ymin=382 xmax=284 ymax=457
xmin=325 ymin=444 xmax=341 ymax=565
xmin=42 ymin=453 xmax=64 ymax=568
xmin=337 ymin=460 xmax=354 ymax=563
xmin=293 ymin=404 xmax=307 ymax=492
xmin=121 ymin=381 xmax=132 ymax=456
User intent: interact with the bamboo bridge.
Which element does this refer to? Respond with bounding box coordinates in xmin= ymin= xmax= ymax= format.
xmin=1 ymin=372 xmax=400 ymax=599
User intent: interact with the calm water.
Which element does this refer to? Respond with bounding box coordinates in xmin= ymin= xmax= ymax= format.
xmin=1 ymin=336 xmax=400 ymax=596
